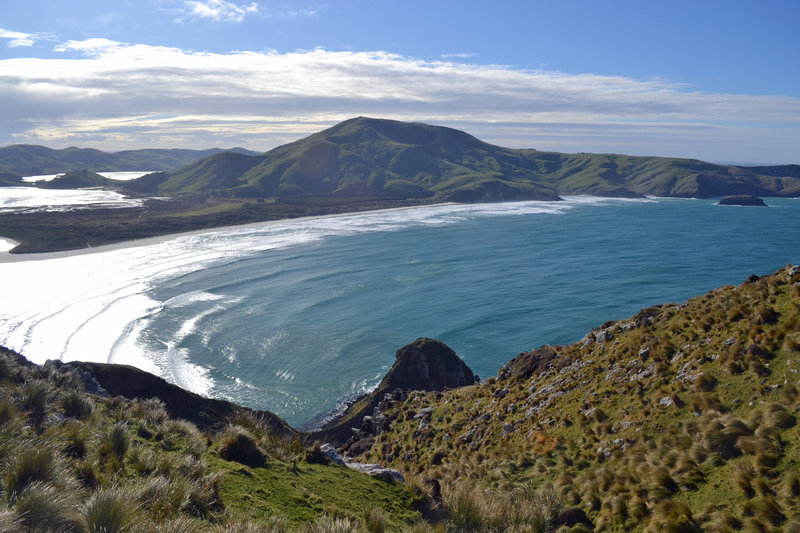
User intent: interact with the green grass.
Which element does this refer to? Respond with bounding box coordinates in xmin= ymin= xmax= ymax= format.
xmin=364 ymin=265 xmax=800 ymax=530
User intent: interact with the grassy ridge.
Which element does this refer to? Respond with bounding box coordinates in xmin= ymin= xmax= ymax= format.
xmin=363 ymin=265 xmax=800 ymax=531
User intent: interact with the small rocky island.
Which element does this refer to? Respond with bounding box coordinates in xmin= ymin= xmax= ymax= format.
xmin=718 ymin=194 xmax=767 ymax=206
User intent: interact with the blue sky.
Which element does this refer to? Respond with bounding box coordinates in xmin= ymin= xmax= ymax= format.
xmin=1 ymin=0 xmax=798 ymax=163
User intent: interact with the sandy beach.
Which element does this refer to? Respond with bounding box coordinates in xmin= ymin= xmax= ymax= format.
xmin=0 ymin=202 xmax=453 ymax=264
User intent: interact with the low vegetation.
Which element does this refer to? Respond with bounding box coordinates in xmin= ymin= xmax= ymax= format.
xmin=363 ymin=265 xmax=800 ymax=531
xmin=2 ymin=264 xmax=799 ymax=531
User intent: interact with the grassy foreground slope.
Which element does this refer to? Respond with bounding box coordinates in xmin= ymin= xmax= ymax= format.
xmin=0 ymin=348 xmax=424 ymax=532
xmin=363 ymin=265 xmax=800 ymax=531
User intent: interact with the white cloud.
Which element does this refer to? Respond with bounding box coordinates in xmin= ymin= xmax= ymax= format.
xmin=54 ymin=38 xmax=125 ymax=55
xmin=0 ymin=40 xmax=798 ymax=162
xmin=0 ymin=28 xmax=36 ymax=47
xmin=182 ymin=0 xmax=259 ymax=22
xmin=441 ymin=53 xmax=477 ymax=59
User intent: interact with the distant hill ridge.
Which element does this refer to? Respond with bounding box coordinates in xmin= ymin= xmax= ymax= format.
xmin=118 ymin=117 xmax=800 ymax=200
xmin=2 ymin=118 xmax=799 ymax=201
xmin=0 ymin=144 xmax=260 ymax=178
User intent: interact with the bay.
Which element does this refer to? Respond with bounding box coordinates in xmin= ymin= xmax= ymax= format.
xmin=1 ymin=196 xmax=798 ymax=426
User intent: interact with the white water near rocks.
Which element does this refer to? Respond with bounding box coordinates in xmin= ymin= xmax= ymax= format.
xmin=1 ymin=197 xmax=798 ymax=425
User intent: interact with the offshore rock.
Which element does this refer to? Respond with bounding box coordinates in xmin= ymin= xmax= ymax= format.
xmin=718 ymin=194 xmax=767 ymax=206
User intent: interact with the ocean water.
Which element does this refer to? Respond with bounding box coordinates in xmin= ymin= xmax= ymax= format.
xmin=21 ymin=171 xmax=156 ymax=182
xmin=1 ymin=196 xmax=798 ymax=426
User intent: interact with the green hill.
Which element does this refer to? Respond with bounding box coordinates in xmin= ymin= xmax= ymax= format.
xmin=129 ymin=117 xmax=563 ymax=202
xmin=0 ymin=144 xmax=259 ymax=178
xmin=35 ymin=169 xmax=110 ymax=189
xmin=122 ymin=117 xmax=800 ymax=201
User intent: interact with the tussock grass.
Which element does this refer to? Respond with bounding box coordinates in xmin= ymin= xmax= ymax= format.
xmin=13 ymin=480 xmax=81 ymax=532
xmin=82 ymin=487 xmax=139 ymax=533
xmin=216 ymin=425 xmax=265 ymax=466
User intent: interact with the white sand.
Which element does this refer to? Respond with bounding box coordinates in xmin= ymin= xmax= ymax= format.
xmin=0 ymin=203 xmax=452 ymax=264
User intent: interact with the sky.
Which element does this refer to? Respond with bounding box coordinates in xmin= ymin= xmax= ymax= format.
xmin=1 ymin=1 xmax=798 ymax=164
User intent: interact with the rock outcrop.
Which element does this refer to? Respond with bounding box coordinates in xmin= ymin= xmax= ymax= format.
xmin=718 ymin=194 xmax=767 ymax=206
xmin=378 ymin=338 xmax=478 ymax=392
xmin=313 ymin=338 xmax=477 ymax=445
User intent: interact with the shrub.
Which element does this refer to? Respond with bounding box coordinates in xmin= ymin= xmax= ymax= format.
xmin=749 ymin=403 xmax=796 ymax=430
xmin=98 ymin=422 xmax=129 ymax=468
xmin=82 ymin=487 xmax=139 ymax=533
xmin=781 ymin=471 xmax=800 ymax=500
xmin=442 ymin=484 xmax=485 ymax=532
xmin=754 ymin=306 xmax=779 ymax=325
xmin=183 ymin=474 xmax=223 ymax=519
xmin=13 ymin=480 xmax=81 ymax=532
xmin=303 ymin=515 xmax=359 ymax=533
xmin=644 ymin=500 xmax=700 ymax=533
xmin=753 ymin=495 xmax=785 ymax=526
xmin=137 ymin=397 xmax=169 ymax=427
xmin=694 ymin=373 xmax=717 ymax=392
xmin=160 ymin=419 xmax=207 ymax=457
xmin=61 ymin=420 xmax=89 ymax=459
xmin=61 ymin=390 xmax=93 ymax=419
xmin=75 ymin=459 xmax=101 ymax=489
xmin=21 ymin=380 xmax=51 ymax=427
xmin=0 ymin=397 xmax=19 ymax=426
xmin=363 ymin=506 xmax=386 ymax=533
xmin=4 ymin=446 xmax=60 ymax=503
xmin=733 ymin=463 xmax=756 ymax=497
xmin=138 ymin=475 xmax=187 ymax=521
xmin=217 ymin=426 xmax=265 ymax=467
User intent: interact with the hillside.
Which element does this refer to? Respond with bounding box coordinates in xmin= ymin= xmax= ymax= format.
xmin=1 ymin=265 xmax=798 ymax=531
xmin=358 ymin=265 xmax=800 ymax=531
xmin=124 ymin=117 xmax=800 ymax=201
xmin=0 ymin=144 xmax=259 ymax=178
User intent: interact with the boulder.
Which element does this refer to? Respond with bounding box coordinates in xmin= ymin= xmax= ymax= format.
xmin=505 ymin=346 xmax=558 ymax=380
xmin=344 ymin=462 xmax=405 ymax=483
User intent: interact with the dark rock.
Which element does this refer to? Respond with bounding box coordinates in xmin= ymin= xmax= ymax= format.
xmin=505 ymin=346 xmax=558 ymax=380
xmin=380 ymin=338 xmax=478 ymax=392
xmin=315 ymin=338 xmax=476 ymax=444
xmin=554 ymin=507 xmax=594 ymax=528
xmin=343 ymin=438 xmax=374 ymax=458
xmin=719 ymin=194 xmax=767 ymax=206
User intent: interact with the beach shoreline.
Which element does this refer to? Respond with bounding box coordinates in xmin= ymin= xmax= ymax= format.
xmin=0 ymin=201 xmax=454 ymax=264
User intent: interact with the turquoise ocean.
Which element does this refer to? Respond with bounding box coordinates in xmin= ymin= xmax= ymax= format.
xmin=1 ymin=196 xmax=798 ymax=426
